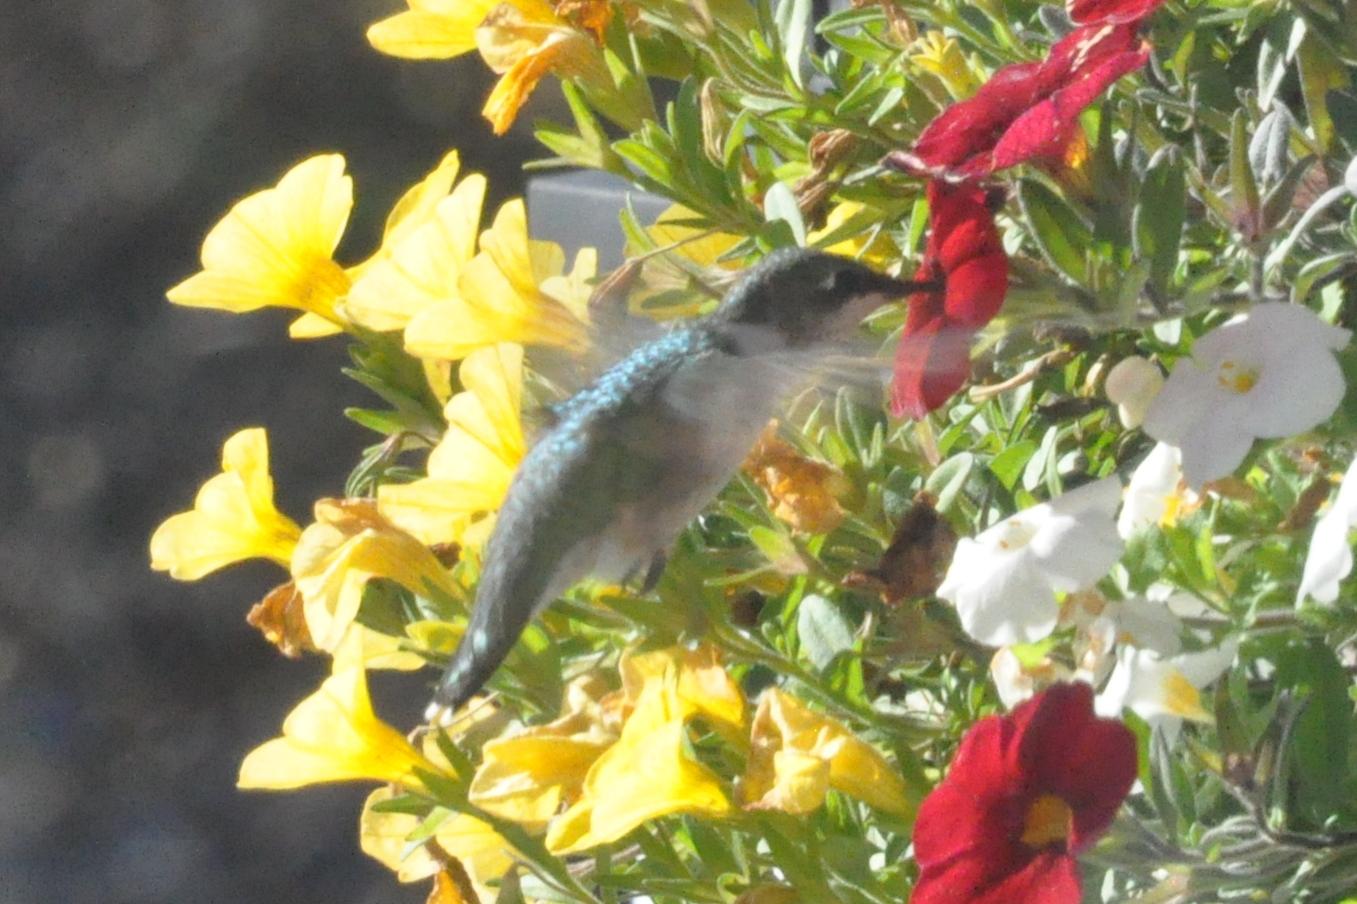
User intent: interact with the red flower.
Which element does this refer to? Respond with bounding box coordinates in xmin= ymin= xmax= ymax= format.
xmin=891 ymin=182 xmax=1008 ymax=418
xmin=885 ymin=22 xmax=1149 ymax=178
xmin=1068 ymin=0 xmax=1166 ymax=24
xmin=911 ymin=683 xmax=1137 ymax=904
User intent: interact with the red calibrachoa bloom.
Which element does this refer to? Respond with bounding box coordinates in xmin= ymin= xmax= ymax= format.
xmin=885 ymin=22 xmax=1150 ymax=179
xmin=891 ymin=181 xmax=1008 ymax=418
xmin=911 ymin=682 xmax=1137 ymax=904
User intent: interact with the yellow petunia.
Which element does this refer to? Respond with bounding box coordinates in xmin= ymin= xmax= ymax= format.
xmin=379 ymin=344 xmax=526 ymax=548
xmin=645 ymin=204 xmax=743 ymax=271
xmin=545 ymin=676 xmax=733 ymax=854
xmin=238 ymin=665 xmax=434 ymax=790
xmin=404 ymin=200 xmax=593 ymax=361
xmin=150 ymin=428 xmax=302 ymax=580
xmin=468 ymin=675 xmax=617 ymax=829
xmin=291 ymin=499 xmax=459 ymax=652
xmin=360 ymin=787 xmax=515 ymax=891
xmin=742 ymin=688 xmax=916 ymax=819
xmin=344 ymin=157 xmax=488 ymax=333
xmin=167 ymin=155 xmax=354 ymax=337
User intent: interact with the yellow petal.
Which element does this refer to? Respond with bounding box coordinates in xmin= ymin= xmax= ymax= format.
xmin=360 ymin=787 xmax=441 ymax=882
xmin=345 ymin=170 xmax=488 ymax=332
xmin=238 ymin=666 xmax=431 ymax=789
xmin=745 ymin=749 xmax=831 ymax=815
xmin=167 ymin=155 xmax=352 ymax=324
xmin=434 ymin=813 xmax=515 ymax=886
xmin=366 ymin=0 xmax=501 ymax=59
xmin=470 ymin=734 xmax=612 ymax=828
xmin=645 ymin=205 xmax=743 ymax=270
xmin=545 ymin=683 xmax=732 ymax=854
xmin=379 ymin=344 xmax=525 ymax=546
xmin=288 ymin=311 xmax=345 ymax=339
xmin=743 ymin=689 xmax=915 ymax=819
xmin=150 ymin=428 xmax=302 ymax=580
xmin=291 ymin=499 xmax=458 ymax=652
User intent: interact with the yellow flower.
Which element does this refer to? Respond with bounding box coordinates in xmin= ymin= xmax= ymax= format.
xmin=361 ymin=787 xmax=514 ymax=889
xmin=909 ymin=31 xmax=981 ymax=99
xmin=238 ymin=665 xmax=434 ymax=789
xmin=545 ymin=675 xmax=733 ymax=854
xmin=469 ymin=676 xmax=617 ymax=829
xmin=150 ymin=428 xmax=302 ymax=580
xmin=405 ymin=200 xmax=593 ymax=361
xmin=743 ymin=425 xmax=849 ymax=535
xmin=368 ymin=0 xmax=612 ymax=135
xmin=477 ymin=2 xmax=609 ymax=135
xmin=367 ymin=0 xmax=502 ymax=59
xmin=379 ymin=344 xmax=526 ymax=547
xmin=291 ymin=499 xmax=459 ymax=652
xmin=742 ymin=688 xmax=916 ymax=819
xmin=344 ymin=156 xmax=488 ymax=334
xmin=618 ymin=645 xmax=746 ymax=741
xmin=167 ymin=155 xmax=354 ymax=337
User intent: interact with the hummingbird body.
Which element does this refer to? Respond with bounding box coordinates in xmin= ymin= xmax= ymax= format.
xmin=429 ymin=249 xmax=916 ymax=718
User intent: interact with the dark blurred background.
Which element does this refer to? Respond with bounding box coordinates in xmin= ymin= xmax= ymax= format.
xmin=2 ymin=3 xmax=546 ymax=901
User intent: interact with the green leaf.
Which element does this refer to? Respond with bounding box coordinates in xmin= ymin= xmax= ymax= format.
xmin=1134 ymin=146 xmax=1187 ymax=297
xmin=1276 ymin=638 xmax=1353 ymax=827
xmin=763 ymin=181 xmax=807 ymax=247
xmin=925 ymin=453 xmax=975 ymax=513
xmin=796 ymin=593 xmax=856 ymax=670
xmin=1017 ymin=178 xmax=1092 ymax=284
xmin=773 ymin=0 xmax=812 ymax=90
xmin=1229 ymin=109 xmax=1263 ymax=240
xmin=989 ymin=440 xmax=1038 ymax=491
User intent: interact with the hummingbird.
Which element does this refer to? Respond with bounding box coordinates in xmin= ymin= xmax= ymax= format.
xmin=427 ymin=247 xmax=922 ymax=720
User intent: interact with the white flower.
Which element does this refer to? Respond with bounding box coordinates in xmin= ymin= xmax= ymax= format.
xmin=1297 ymin=457 xmax=1357 ymax=606
xmin=1117 ymin=443 xmax=1199 ymax=539
xmin=1096 ymin=640 xmax=1237 ymax=743
xmin=1104 ymin=356 xmax=1164 ymax=429
xmin=989 ymin=646 xmax=1070 ymax=709
xmin=1143 ymin=304 xmax=1350 ymax=487
xmin=938 ymin=477 xmax=1124 ymax=646
xmin=1064 ymin=589 xmax=1190 ymax=685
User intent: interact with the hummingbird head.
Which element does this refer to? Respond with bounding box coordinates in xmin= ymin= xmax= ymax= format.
xmin=714 ymin=248 xmax=916 ymax=353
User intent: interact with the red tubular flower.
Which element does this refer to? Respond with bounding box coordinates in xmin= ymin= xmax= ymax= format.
xmin=890 ymin=182 xmax=1008 ymax=418
xmin=1068 ymin=0 xmax=1166 ymax=24
xmin=911 ymin=683 xmax=1137 ymax=904
xmin=885 ymin=22 xmax=1149 ymax=178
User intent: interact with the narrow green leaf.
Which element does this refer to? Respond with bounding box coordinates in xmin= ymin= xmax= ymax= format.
xmin=1017 ymin=179 xmax=1092 ymax=285
xmin=1134 ymin=146 xmax=1187 ymax=296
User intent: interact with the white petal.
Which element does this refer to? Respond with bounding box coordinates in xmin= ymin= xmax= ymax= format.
xmin=1244 ymin=352 xmax=1345 ymax=439
xmin=1171 ymin=418 xmax=1254 ymax=488
xmin=1118 ymin=443 xmax=1183 ymax=539
xmin=947 ymin=551 xmax=1060 ymax=646
xmin=1296 ymin=464 xmax=1357 ymax=606
xmin=1028 ymin=477 xmax=1124 ymax=589
xmin=1104 ymin=356 xmax=1165 ymax=429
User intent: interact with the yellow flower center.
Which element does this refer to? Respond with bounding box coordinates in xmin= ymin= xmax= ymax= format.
xmin=1020 ymin=793 xmax=1073 ymax=849
xmin=1162 ymin=670 xmax=1212 ymax=722
xmin=1216 ymin=360 xmax=1258 ymax=394
xmin=299 ymin=258 xmax=352 ymax=321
